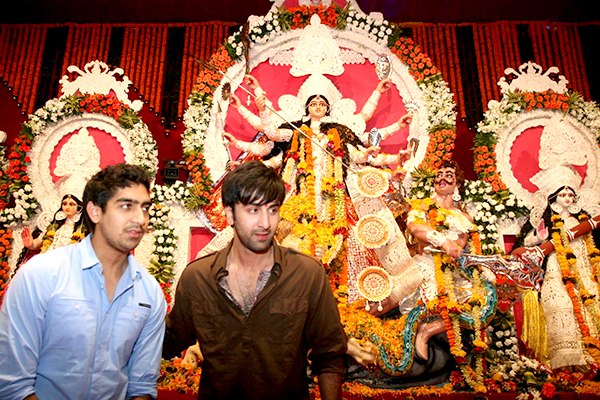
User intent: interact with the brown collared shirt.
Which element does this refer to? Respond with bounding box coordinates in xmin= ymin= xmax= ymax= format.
xmin=163 ymin=241 xmax=347 ymax=400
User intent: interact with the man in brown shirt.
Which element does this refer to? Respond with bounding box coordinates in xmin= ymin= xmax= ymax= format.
xmin=163 ymin=160 xmax=347 ymax=400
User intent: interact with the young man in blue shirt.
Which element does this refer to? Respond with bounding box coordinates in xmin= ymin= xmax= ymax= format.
xmin=0 ymin=163 xmax=167 ymax=400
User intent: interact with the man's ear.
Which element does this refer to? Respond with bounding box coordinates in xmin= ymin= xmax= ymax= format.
xmin=86 ymin=201 xmax=102 ymax=224
xmin=224 ymin=206 xmax=234 ymax=226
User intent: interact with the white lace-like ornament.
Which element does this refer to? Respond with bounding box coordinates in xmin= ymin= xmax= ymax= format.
xmin=357 ymin=266 xmax=392 ymax=311
xmin=289 ymin=14 xmax=344 ymax=77
xmin=54 ymin=127 xmax=101 ymax=199
xmin=355 ymin=214 xmax=391 ymax=249
xmin=355 ymin=167 xmax=389 ymax=198
xmin=537 ymin=114 xmax=588 ymax=171
xmin=530 ymin=164 xmax=581 ymax=199
xmin=498 ymin=61 xmax=568 ymax=95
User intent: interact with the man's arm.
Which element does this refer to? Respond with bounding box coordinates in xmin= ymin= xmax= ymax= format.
xmin=317 ymin=372 xmax=344 ymax=400
xmin=125 ymin=284 xmax=167 ymax=400
xmin=305 ymin=267 xmax=347 ymax=400
xmin=0 ymin=260 xmax=50 ymax=400
xmin=407 ymin=221 xmax=465 ymax=259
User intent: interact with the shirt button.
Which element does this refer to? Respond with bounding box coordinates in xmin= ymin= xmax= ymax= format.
xmin=74 ymin=304 xmax=80 ymax=310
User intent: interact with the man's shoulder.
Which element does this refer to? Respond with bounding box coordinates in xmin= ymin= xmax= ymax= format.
xmin=179 ymin=249 xmax=223 ymax=280
xmin=187 ymin=249 xmax=221 ymax=269
xmin=277 ymin=245 xmax=323 ymax=272
xmin=21 ymin=242 xmax=78 ymax=272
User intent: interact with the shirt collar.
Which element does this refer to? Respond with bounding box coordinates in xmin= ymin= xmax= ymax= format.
xmin=214 ymin=240 xmax=282 ymax=280
xmin=79 ymin=234 xmax=142 ymax=281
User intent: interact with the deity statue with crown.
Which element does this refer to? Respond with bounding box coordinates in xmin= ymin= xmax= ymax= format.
xmin=197 ymin=5 xmax=427 ymax=303
xmin=512 ymin=153 xmax=600 ymax=371
xmin=182 ymin=0 xmax=493 ymax=389
xmin=473 ymin=60 xmax=600 ymax=373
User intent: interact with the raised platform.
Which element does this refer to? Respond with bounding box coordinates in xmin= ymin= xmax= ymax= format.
xmin=157 ymin=389 xmax=600 ymax=399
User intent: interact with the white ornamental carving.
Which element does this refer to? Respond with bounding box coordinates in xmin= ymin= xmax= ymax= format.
xmin=289 ymin=14 xmax=344 ymax=77
xmin=59 ymin=60 xmax=143 ymax=112
xmin=497 ymin=61 xmax=569 ymax=95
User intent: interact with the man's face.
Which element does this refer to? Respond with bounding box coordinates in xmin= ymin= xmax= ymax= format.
xmin=87 ymin=183 xmax=151 ymax=255
xmin=434 ymin=167 xmax=457 ymax=197
xmin=226 ymin=201 xmax=280 ymax=254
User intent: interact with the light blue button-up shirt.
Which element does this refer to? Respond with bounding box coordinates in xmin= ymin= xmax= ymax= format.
xmin=0 ymin=235 xmax=167 ymax=400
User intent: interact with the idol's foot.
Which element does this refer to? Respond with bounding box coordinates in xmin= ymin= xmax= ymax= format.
xmin=415 ymin=318 xmax=446 ymax=360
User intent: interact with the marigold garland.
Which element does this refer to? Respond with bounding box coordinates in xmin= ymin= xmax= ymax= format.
xmin=410 ymin=197 xmax=490 ymax=391
xmin=0 ymin=228 xmax=13 ymax=302
xmin=158 ymin=358 xmax=201 ymax=393
xmin=40 ymin=224 xmax=87 ymax=253
xmin=279 ymin=126 xmax=347 ymax=270
xmin=551 ymin=214 xmax=600 ymax=367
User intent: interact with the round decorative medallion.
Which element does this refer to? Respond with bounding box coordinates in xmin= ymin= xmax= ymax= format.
xmin=356 ymin=167 xmax=390 ymax=198
xmin=357 ymin=266 xmax=392 ymax=302
xmin=355 ymin=214 xmax=390 ymax=249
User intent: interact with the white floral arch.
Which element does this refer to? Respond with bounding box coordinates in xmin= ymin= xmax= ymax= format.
xmin=1 ymin=61 xmax=159 ymax=273
xmin=194 ymin=6 xmax=454 ymax=185
xmin=175 ymin=2 xmax=458 ymax=295
xmin=468 ymin=61 xmax=600 ymax=253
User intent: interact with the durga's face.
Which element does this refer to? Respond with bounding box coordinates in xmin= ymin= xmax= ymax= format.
xmin=307 ymin=96 xmax=329 ymax=119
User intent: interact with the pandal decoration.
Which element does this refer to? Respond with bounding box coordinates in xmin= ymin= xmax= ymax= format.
xmin=357 ymin=266 xmax=392 ymax=312
xmin=355 ymin=214 xmax=390 ymax=249
xmin=341 ymin=234 xmax=497 ymax=385
xmin=355 ymin=167 xmax=389 ymax=198
xmin=551 ymin=214 xmax=600 ymax=366
xmin=340 ymin=299 xmax=424 ymax=376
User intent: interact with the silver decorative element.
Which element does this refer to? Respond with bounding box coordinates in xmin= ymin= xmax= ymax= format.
xmin=458 ymin=253 xmax=545 ymax=291
xmin=368 ymin=128 xmax=382 ymax=147
xmin=375 ymin=54 xmax=392 ymax=80
xmin=404 ymin=100 xmax=419 ymax=114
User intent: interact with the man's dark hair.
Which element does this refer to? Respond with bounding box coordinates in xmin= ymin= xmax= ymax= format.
xmin=221 ymin=160 xmax=285 ymax=208
xmin=82 ymin=163 xmax=151 ymax=231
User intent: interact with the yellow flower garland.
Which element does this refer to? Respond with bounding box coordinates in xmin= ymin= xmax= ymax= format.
xmin=40 ymin=225 xmax=86 ymax=253
xmin=413 ymin=198 xmax=488 ymax=391
xmin=278 ymin=125 xmax=348 ymax=269
xmin=551 ymin=214 xmax=600 ymax=367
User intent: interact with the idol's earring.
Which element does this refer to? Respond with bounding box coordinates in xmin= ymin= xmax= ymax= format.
xmin=55 ymin=210 xmax=67 ymax=221
xmin=452 ymin=187 xmax=461 ymax=202
xmin=568 ymin=202 xmax=581 ymax=214
xmin=551 ymin=202 xmax=562 ymax=214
